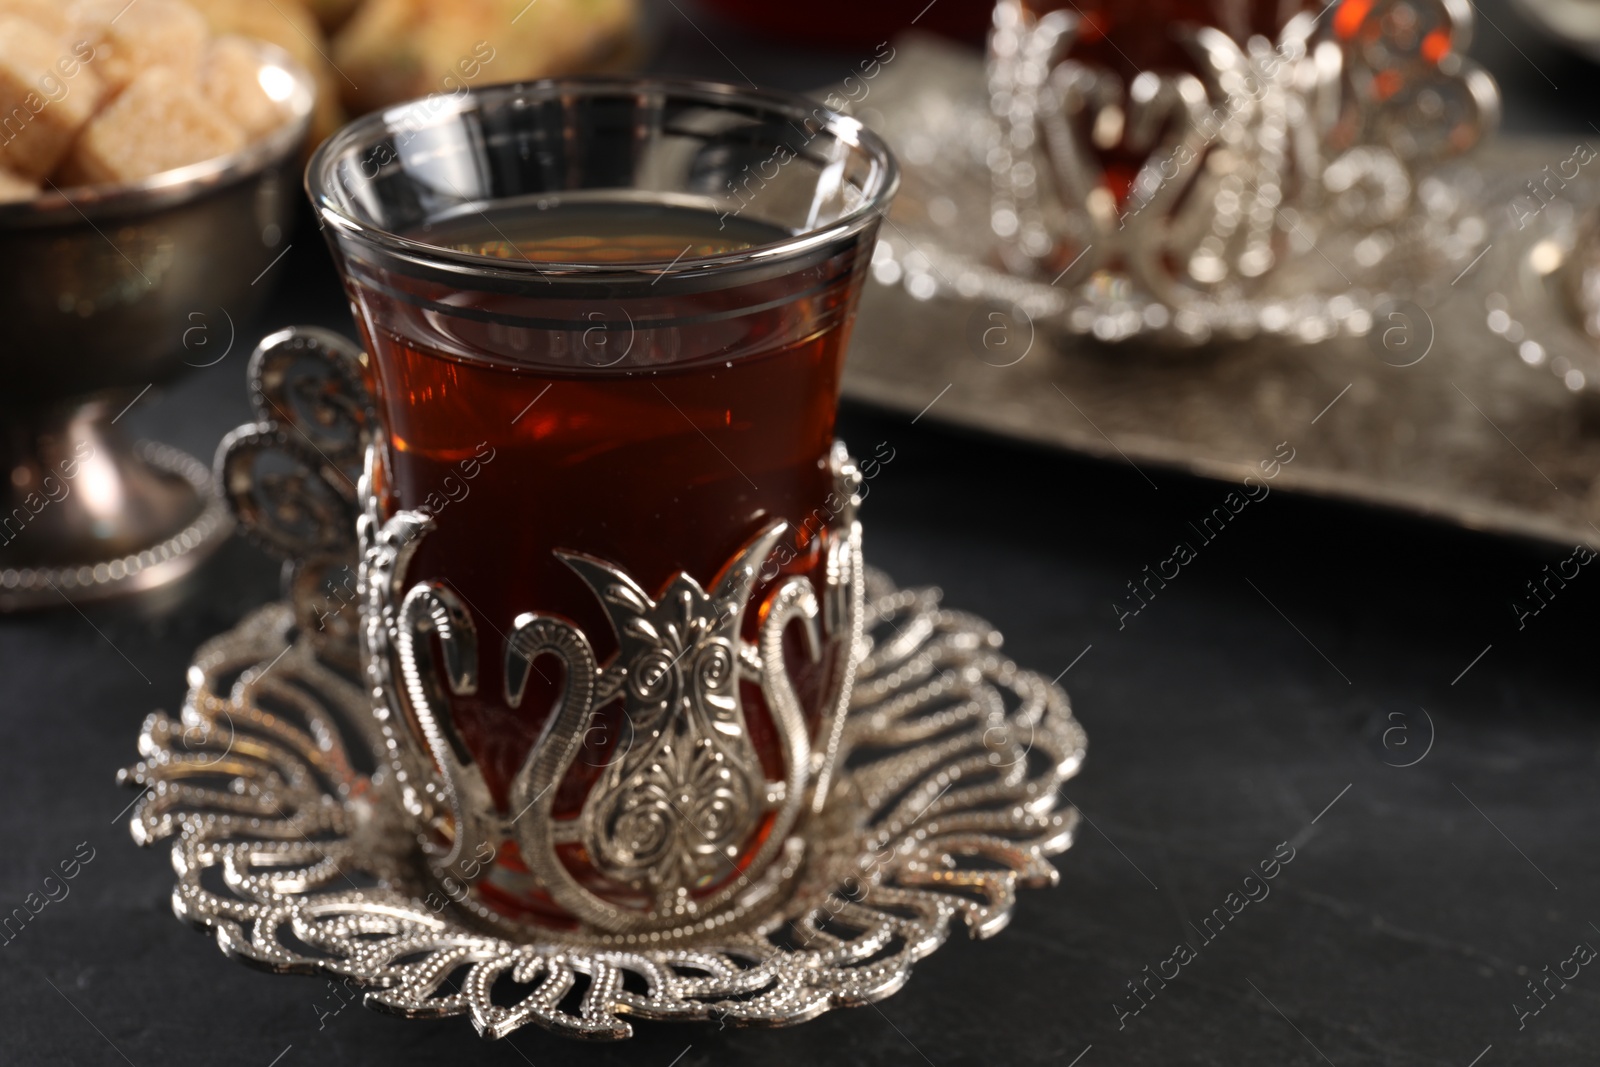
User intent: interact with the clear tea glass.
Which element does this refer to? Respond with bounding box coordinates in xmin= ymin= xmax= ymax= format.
xmin=308 ymin=78 xmax=897 ymax=935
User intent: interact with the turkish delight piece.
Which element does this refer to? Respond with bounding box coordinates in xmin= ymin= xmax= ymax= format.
xmin=0 ymin=15 xmax=103 ymax=180
xmin=66 ymin=65 xmax=244 ymax=183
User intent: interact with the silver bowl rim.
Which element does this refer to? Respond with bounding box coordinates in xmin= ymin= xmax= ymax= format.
xmin=0 ymin=38 xmax=316 ymax=230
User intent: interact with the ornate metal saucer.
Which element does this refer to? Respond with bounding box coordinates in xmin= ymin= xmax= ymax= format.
xmin=119 ymin=572 xmax=1083 ymax=1039
xmin=117 ymin=328 xmax=1087 ymax=1040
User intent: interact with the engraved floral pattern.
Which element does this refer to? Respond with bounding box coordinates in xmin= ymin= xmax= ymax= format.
xmin=560 ymin=546 xmax=779 ymax=898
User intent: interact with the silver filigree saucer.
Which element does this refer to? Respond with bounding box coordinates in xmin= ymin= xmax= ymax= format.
xmin=119 ymin=567 xmax=1085 ymax=1039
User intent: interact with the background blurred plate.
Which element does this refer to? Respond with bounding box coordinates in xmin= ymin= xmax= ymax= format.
xmin=842 ymin=36 xmax=1600 ymax=550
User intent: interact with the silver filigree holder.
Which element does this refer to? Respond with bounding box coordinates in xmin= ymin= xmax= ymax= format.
xmin=356 ymin=440 xmax=864 ymax=944
xmin=872 ymin=0 xmax=1499 ymax=345
xmin=119 ymin=327 xmax=1087 ymax=1039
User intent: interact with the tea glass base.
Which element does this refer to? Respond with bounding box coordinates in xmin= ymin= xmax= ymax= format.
xmin=118 ymin=568 xmax=1086 ymax=1040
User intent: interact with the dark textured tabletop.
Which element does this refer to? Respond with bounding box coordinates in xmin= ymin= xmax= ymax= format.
xmin=4 ymin=3 xmax=1599 ymax=1065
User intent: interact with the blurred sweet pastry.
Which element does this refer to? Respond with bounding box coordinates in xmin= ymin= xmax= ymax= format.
xmin=0 ymin=15 xmax=104 ymax=180
xmin=0 ymin=0 xmax=72 ymax=38
xmin=0 ymin=0 xmax=639 ymax=202
xmin=202 ymin=35 xmax=292 ymax=138
xmin=185 ymin=0 xmax=344 ymax=143
xmin=65 ymin=65 xmax=245 ymax=184
xmin=332 ymin=0 xmax=639 ymax=115
xmin=302 ymin=0 xmax=363 ymax=32
xmin=68 ymin=0 xmax=210 ymax=95
xmin=0 ymin=0 xmax=310 ymax=198
xmin=0 ymin=166 xmax=37 ymax=202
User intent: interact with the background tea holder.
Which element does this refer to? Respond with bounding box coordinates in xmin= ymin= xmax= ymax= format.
xmin=837 ymin=36 xmax=1600 ymax=550
xmin=117 ymin=326 xmax=1088 ymax=1039
xmin=889 ymin=0 xmax=1501 ymax=345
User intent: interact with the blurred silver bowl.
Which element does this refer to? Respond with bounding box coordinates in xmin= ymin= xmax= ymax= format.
xmin=0 ymin=40 xmax=315 ymax=611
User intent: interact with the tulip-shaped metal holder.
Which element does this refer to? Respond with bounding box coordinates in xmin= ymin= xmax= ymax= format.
xmin=357 ymin=430 xmax=865 ymax=943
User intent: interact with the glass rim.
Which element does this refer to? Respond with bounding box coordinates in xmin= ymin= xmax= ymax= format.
xmin=306 ymin=75 xmax=901 ymax=282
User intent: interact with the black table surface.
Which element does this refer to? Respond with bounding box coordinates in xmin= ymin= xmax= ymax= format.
xmin=5 ymin=5 xmax=1599 ymax=1065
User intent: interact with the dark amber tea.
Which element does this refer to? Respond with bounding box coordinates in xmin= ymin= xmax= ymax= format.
xmin=313 ymin=79 xmax=896 ymax=934
xmin=348 ymin=197 xmax=864 ymax=790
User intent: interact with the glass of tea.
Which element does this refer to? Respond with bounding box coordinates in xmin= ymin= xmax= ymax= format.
xmin=307 ymin=78 xmax=897 ymax=939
